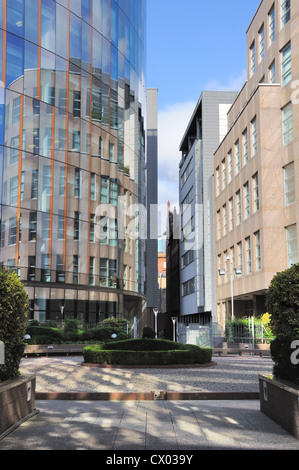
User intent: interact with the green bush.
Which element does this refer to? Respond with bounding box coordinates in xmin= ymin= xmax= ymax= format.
xmin=80 ymin=326 xmax=128 ymax=342
xmin=83 ymin=339 xmax=213 ymax=366
xmin=142 ymin=326 xmax=156 ymax=339
xmin=266 ymin=264 xmax=299 ymax=384
xmin=26 ymin=325 xmax=63 ymax=344
xmin=0 ymin=268 xmax=29 ymax=381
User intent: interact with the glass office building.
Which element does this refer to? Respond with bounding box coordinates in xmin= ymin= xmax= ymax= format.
xmin=0 ymin=0 xmax=147 ymax=325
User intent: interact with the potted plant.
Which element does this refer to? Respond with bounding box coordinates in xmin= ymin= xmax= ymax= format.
xmin=0 ymin=268 xmax=37 ymax=437
xmin=259 ymin=263 xmax=299 ymax=439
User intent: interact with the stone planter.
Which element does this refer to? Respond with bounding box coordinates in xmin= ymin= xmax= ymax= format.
xmin=259 ymin=374 xmax=299 ymax=439
xmin=0 ymin=375 xmax=37 ymax=438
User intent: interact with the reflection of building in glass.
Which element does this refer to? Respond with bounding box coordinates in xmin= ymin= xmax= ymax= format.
xmin=0 ymin=0 xmax=147 ymax=330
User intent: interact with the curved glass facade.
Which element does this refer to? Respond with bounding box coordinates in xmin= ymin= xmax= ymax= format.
xmin=0 ymin=0 xmax=146 ymax=324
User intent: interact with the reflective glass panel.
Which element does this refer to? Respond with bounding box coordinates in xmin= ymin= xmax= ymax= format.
xmin=7 ymin=0 xmax=24 ymax=37
xmin=25 ymin=0 xmax=38 ymax=43
xmin=6 ymin=33 xmax=24 ymax=89
xmin=41 ymin=0 xmax=56 ymax=53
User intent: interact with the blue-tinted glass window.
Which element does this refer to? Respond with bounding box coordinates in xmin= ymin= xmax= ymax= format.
xmin=25 ymin=0 xmax=38 ymax=43
xmin=111 ymin=1 xmax=118 ymax=46
xmin=111 ymin=44 xmax=118 ymax=81
xmin=70 ymin=0 xmax=81 ymax=16
xmin=24 ymin=41 xmax=38 ymax=97
xmin=6 ymin=33 xmax=24 ymax=88
xmin=92 ymin=29 xmax=102 ymax=74
xmin=82 ymin=0 xmax=91 ymax=23
xmin=92 ymin=0 xmax=102 ymax=33
xmin=69 ymin=12 xmax=81 ymax=61
xmin=102 ymin=0 xmax=110 ymax=39
xmin=81 ymin=22 xmax=90 ymax=67
xmin=0 ymin=89 xmax=4 ymax=146
xmin=56 ymin=3 xmax=67 ymax=59
xmin=0 ymin=0 xmax=3 ymax=29
xmin=41 ymin=0 xmax=56 ymax=53
xmin=7 ymin=0 xmax=24 ymax=37
xmin=102 ymin=36 xmax=109 ymax=74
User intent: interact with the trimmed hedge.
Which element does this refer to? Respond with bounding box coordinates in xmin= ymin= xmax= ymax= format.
xmin=83 ymin=339 xmax=213 ymax=366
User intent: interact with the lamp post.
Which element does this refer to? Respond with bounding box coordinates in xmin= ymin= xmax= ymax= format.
xmin=219 ymin=260 xmax=242 ymax=321
xmin=171 ymin=317 xmax=177 ymax=342
xmin=153 ymin=308 xmax=159 ymax=338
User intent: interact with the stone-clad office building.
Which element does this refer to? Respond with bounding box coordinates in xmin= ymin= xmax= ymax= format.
xmin=0 ymin=0 xmax=147 ymax=330
xmin=214 ymin=0 xmax=299 ymax=327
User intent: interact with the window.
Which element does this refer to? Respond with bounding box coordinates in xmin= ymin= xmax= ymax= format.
xmin=100 ymin=259 xmax=108 ymax=286
xmin=110 ymin=179 xmax=118 ymax=206
xmin=281 ymin=0 xmax=291 ymax=28
xmin=90 ymin=173 xmax=96 ymax=200
xmin=223 ymin=204 xmax=227 ymax=236
xmin=246 ymin=237 xmax=252 ymax=275
xmin=281 ymin=42 xmax=291 ymax=86
xmin=28 ymin=256 xmax=35 ymax=281
xmin=90 ymin=214 xmax=95 ymax=242
xmin=236 ymin=190 xmax=241 ymax=225
xmin=109 ymin=142 xmax=115 ymax=162
xmin=269 ymin=61 xmax=276 ymax=83
xmin=56 ymin=254 xmax=65 ymax=283
xmin=182 ymin=278 xmax=195 ymax=297
xmin=216 ymin=166 xmax=220 ymax=196
xmin=237 ymin=242 xmax=243 ymax=276
xmin=269 ymin=5 xmax=275 ymax=44
xmin=9 ymin=217 xmax=17 ymax=245
xmin=41 ymin=254 xmax=50 ymax=282
xmin=73 ymin=255 xmax=79 ymax=284
xmin=109 ymin=259 xmax=117 ymax=287
xmin=244 ymin=182 xmax=250 ymax=219
xmin=222 ymin=159 xmax=226 ymax=190
xmin=57 ymin=210 xmax=64 ymax=239
xmin=259 ymin=25 xmax=264 ymax=62
xmin=250 ymin=41 xmax=256 ymax=76
xmin=255 ymin=231 xmax=261 ymax=271
xmin=29 ymin=212 xmax=37 ymax=241
xmin=0 ymin=221 xmax=5 ymax=248
xmin=235 ymin=140 xmax=240 ymax=175
xmin=59 ymin=166 xmax=65 ymax=196
xmin=284 ymin=162 xmax=295 ymax=205
xmin=74 ymin=211 xmax=80 ymax=240
xmin=253 ymin=173 xmax=259 ymax=213
xmin=286 ymin=225 xmax=298 ymax=267
xmin=41 ymin=212 xmax=50 ymax=239
xmin=72 ymin=130 xmax=80 ymax=151
xmin=182 ymin=250 xmax=194 ymax=269
xmin=100 ymin=177 xmax=108 ymax=203
xmin=89 ymin=257 xmax=95 ymax=286
xmin=10 ymin=176 xmax=18 ymax=205
xmin=282 ymin=102 xmax=293 ymax=146
xmin=243 ymin=129 xmax=248 ymax=166
xmin=74 ymin=168 xmax=81 ymax=197
xmin=73 ymin=91 xmax=81 ymax=117
xmin=229 ymin=197 xmax=234 ymax=231
xmin=251 ymin=117 xmax=257 ymax=156
xmin=31 ymin=169 xmax=38 ymax=198
xmin=109 ymin=219 xmax=117 ymax=247
xmin=228 ymin=151 xmax=233 ymax=183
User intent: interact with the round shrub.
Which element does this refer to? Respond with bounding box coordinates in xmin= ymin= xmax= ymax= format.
xmin=0 ymin=268 xmax=29 ymax=381
xmin=83 ymin=339 xmax=213 ymax=366
xmin=142 ymin=326 xmax=156 ymax=339
xmin=266 ymin=264 xmax=299 ymax=384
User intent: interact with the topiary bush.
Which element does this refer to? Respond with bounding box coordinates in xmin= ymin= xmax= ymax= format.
xmin=83 ymin=338 xmax=213 ymax=366
xmin=0 ymin=268 xmax=29 ymax=382
xmin=142 ymin=326 xmax=156 ymax=339
xmin=266 ymin=263 xmax=299 ymax=384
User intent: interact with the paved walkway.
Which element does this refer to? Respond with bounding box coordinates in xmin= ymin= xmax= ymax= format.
xmin=1 ymin=356 xmax=299 ymax=451
xmin=1 ymin=399 xmax=299 ymax=451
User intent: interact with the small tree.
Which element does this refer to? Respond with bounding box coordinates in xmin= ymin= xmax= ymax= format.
xmin=265 ymin=263 xmax=299 ymax=384
xmin=0 ymin=268 xmax=29 ymax=381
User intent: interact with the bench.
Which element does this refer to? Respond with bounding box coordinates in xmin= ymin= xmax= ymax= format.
xmin=24 ymin=344 xmax=85 ymax=357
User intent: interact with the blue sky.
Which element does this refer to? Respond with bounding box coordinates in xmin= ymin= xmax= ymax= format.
xmin=145 ymin=0 xmax=261 ymax=219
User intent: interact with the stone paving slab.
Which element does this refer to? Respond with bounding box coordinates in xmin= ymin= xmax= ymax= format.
xmin=1 ymin=399 xmax=299 ymax=451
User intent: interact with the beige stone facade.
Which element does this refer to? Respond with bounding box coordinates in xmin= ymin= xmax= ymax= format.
xmin=214 ymin=0 xmax=299 ymax=328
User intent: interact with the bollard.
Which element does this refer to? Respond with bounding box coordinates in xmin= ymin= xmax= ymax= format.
xmin=0 ymin=341 xmax=4 ymax=365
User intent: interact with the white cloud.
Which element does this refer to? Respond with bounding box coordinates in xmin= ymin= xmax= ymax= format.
xmin=203 ymin=69 xmax=247 ymax=93
xmin=157 ymin=100 xmax=196 ymax=206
